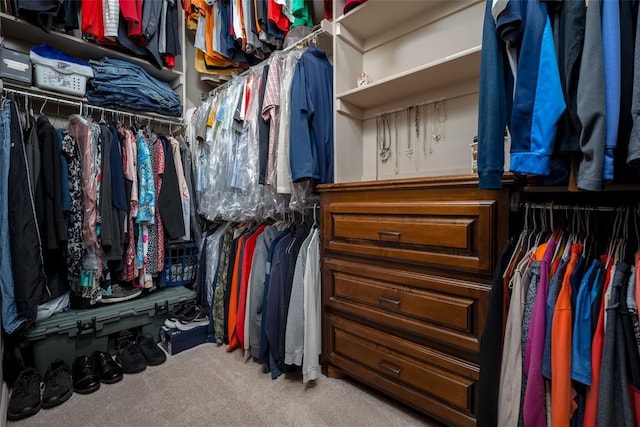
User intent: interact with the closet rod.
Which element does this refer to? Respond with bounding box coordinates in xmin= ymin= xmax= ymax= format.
xmin=2 ymin=86 xmax=183 ymax=126
xmin=523 ymin=202 xmax=622 ymax=213
xmin=82 ymin=104 xmax=183 ymax=127
xmin=3 ymin=86 xmax=83 ymax=110
xmin=205 ymin=26 xmax=326 ymax=99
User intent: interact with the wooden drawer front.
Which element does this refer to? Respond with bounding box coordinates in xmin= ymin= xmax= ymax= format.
xmin=326 ymin=201 xmax=496 ymax=273
xmin=333 ymin=272 xmax=473 ymax=332
xmin=326 ymin=315 xmax=478 ymax=426
xmin=325 ymin=258 xmax=488 ymax=354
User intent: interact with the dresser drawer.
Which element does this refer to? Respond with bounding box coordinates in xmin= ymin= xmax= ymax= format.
xmin=324 ymin=258 xmax=489 ymax=354
xmin=325 ymin=200 xmax=496 ymax=273
xmin=326 ymin=314 xmax=478 ymax=427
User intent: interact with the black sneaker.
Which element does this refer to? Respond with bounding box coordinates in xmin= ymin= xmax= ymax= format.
xmin=101 ymin=283 xmax=142 ymax=303
xmin=116 ymin=340 xmax=147 ymax=374
xmin=42 ymin=360 xmax=73 ymax=409
xmin=164 ymin=301 xmax=194 ymax=329
xmin=176 ymin=305 xmax=209 ymax=331
xmin=8 ymin=368 xmax=41 ymax=421
xmin=72 ymin=355 xmax=100 ymax=394
xmin=92 ymin=351 xmax=123 ymax=384
xmin=135 ymin=333 xmax=167 ymax=366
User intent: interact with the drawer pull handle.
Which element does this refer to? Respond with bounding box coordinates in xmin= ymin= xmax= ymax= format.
xmin=377 ymin=231 xmax=401 ymax=239
xmin=379 ymin=362 xmax=403 ymax=376
xmin=378 ymin=296 xmax=401 ymax=307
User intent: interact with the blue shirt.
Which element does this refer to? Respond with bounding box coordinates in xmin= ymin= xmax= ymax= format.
xmin=289 ymin=46 xmax=334 ymax=184
xmin=602 ymin=0 xmax=621 ymax=182
xmin=572 ymin=259 xmax=601 ymax=385
xmin=504 ymin=0 xmax=566 ymax=177
xmin=259 ymin=230 xmax=290 ymax=364
xmin=265 ymin=232 xmax=297 ymax=379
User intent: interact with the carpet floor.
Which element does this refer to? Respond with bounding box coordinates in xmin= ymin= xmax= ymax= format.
xmin=8 ymin=343 xmax=434 ymax=427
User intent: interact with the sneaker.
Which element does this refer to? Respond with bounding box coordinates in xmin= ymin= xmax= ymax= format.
xmin=92 ymin=351 xmax=123 ymax=384
xmin=72 ymin=355 xmax=100 ymax=394
xmin=164 ymin=301 xmax=194 ymax=329
xmin=42 ymin=360 xmax=73 ymax=409
xmin=100 ymin=283 xmax=142 ymax=304
xmin=116 ymin=340 xmax=147 ymax=374
xmin=8 ymin=368 xmax=41 ymax=421
xmin=135 ymin=333 xmax=167 ymax=366
xmin=176 ymin=305 xmax=209 ymax=331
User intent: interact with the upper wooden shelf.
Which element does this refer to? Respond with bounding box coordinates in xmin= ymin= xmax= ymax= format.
xmin=335 ymin=0 xmax=480 ymax=44
xmin=0 ymin=12 xmax=183 ymax=85
xmin=336 ymin=45 xmax=481 ymax=111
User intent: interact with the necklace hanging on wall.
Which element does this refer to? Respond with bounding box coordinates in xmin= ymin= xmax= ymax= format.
xmin=424 ymin=103 xmax=434 ymax=157
xmin=432 ymin=99 xmax=446 ymax=144
xmin=406 ymin=107 xmax=413 ymax=159
xmin=394 ymin=111 xmax=400 ymax=175
xmin=377 ymin=113 xmax=391 ymax=163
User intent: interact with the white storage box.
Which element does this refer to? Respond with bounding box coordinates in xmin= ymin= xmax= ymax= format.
xmin=29 ymin=44 xmax=94 ymax=97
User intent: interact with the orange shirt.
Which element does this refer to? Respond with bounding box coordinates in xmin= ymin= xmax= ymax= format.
xmin=227 ymin=236 xmax=245 ymax=352
xmin=551 ymin=243 xmax=583 ymax=427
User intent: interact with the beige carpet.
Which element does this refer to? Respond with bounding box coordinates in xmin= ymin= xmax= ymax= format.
xmin=8 ymin=343 xmax=435 ymax=427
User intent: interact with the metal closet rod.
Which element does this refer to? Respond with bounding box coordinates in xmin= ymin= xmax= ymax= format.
xmin=371 ymin=90 xmax=477 ymax=120
xmin=3 ymin=86 xmax=183 ymax=126
xmin=523 ymin=202 xmax=624 ymax=213
xmin=206 ymin=26 xmax=326 ymax=99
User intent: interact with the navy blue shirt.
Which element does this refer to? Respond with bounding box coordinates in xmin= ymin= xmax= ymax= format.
xmin=265 ymin=231 xmax=296 ymax=379
xmin=109 ymin=125 xmax=127 ymax=213
xmin=259 ymin=230 xmax=291 ymax=364
xmin=289 ymin=46 xmax=334 ymax=184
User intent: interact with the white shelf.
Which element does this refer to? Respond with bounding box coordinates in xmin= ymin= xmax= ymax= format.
xmin=335 ymin=0 xmax=478 ymax=44
xmin=0 ymin=12 xmax=183 ymax=85
xmin=336 ymin=45 xmax=481 ymax=111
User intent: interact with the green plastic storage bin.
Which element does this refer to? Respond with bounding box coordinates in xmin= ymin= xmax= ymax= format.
xmin=24 ymin=286 xmax=196 ymax=376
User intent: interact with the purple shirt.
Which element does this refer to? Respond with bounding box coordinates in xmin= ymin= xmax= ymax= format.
xmin=524 ymin=236 xmax=558 ymax=427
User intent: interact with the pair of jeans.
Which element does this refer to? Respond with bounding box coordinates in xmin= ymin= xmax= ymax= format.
xmin=0 ymin=100 xmax=27 ymax=333
xmin=89 ymin=83 xmax=178 ymax=110
xmin=91 ymin=62 xmax=175 ymax=95
xmin=87 ymin=58 xmax=182 ymax=116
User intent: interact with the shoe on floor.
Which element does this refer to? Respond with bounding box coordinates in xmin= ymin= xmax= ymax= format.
xmin=92 ymin=351 xmax=123 ymax=384
xmin=164 ymin=301 xmax=194 ymax=329
xmin=176 ymin=305 xmax=209 ymax=331
xmin=8 ymin=368 xmax=41 ymax=421
xmin=100 ymin=283 xmax=142 ymax=304
xmin=72 ymin=355 xmax=100 ymax=394
xmin=42 ymin=360 xmax=73 ymax=409
xmin=135 ymin=333 xmax=167 ymax=366
xmin=116 ymin=340 xmax=147 ymax=374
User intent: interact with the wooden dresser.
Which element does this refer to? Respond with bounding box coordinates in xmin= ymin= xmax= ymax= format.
xmin=318 ymin=176 xmax=510 ymax=426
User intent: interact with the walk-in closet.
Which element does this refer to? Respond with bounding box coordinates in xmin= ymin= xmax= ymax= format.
xmin=1 ymin=1 xmax=640 ymax=426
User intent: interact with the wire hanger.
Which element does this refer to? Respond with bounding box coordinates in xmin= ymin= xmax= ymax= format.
xmin=39 ymin=98 xmax=48 ymax=116
xmin=312 ymin=203 xmax=319 ymax=228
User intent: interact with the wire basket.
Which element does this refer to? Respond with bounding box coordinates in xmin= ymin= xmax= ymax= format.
xmin=163 ymin=243 xmax=199 ymax=287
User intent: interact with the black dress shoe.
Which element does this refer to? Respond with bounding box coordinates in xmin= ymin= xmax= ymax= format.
xmin=72 ymin=355 xmax=100 ymax=394
xmin=42 ymin=360 xmax=73 ymax=409
xmin=92 ymin=351 xmax=123 ymax=384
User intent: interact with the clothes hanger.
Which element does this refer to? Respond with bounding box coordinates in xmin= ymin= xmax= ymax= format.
xmin=38 ymin=98 xmax=48 ymax=116
xmin=312 ymin=203 xmax=319 ymax=229
xmin=508 ymin=202 xmax=531 ymax=269
xmin=605 ymin=207 xmax=625 ymax=269
xmin=52 ymin=100 xmax=63 ymax=129
xmin=527 ymin=204 xmax=540 ymax=251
